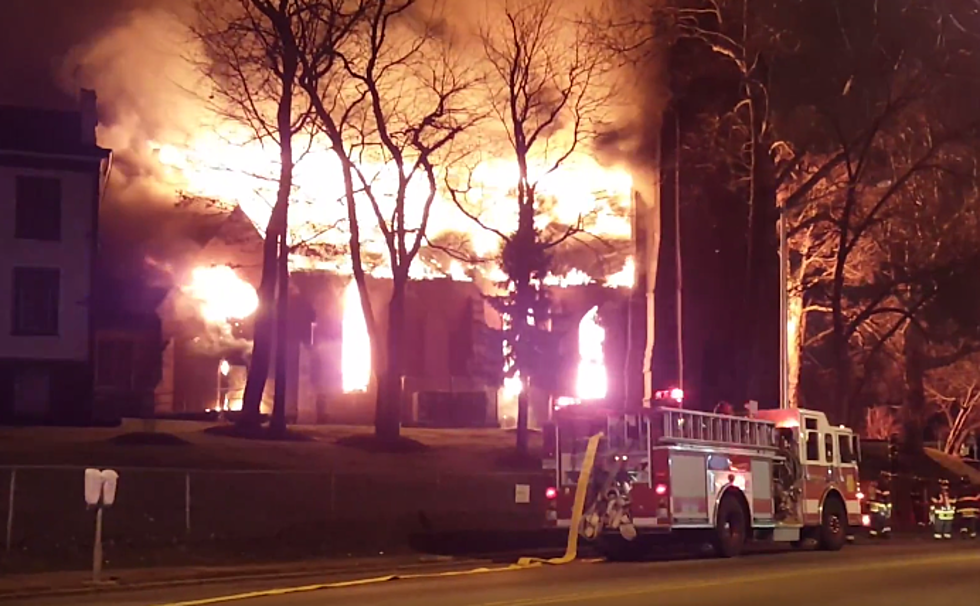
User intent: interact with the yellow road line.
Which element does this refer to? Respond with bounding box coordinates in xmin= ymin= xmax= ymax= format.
xmin=154 ymin=562 xmax=561 ymax=606
xmin=156 ymin=435 xmax=608 ymax=606
xmin=475 ymin=550 xmax=980 ymax=606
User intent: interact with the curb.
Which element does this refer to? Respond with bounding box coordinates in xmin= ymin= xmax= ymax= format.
xmin=0 ymin=555 xmax=491 ymax=602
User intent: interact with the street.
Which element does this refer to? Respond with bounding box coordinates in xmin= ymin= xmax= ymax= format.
xmin=15 ymin=542 xmax=980 ymax=606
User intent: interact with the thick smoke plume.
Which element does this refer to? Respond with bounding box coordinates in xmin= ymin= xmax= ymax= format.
xmin=60 ymin=1 xmax=226 ymax=278
xmin=58 ymin=0 xmax=667 ymax=282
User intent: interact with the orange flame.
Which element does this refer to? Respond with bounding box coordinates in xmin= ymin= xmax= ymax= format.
xmin=152 ymin=134 xmax=633 ymax=283
xmin=342 ymin=280 xmax=371 ymax=393
xmin=576 ymin=305 xmax=607 ymax=400
xmin=185 ymin=265 xmax=258 ymax=323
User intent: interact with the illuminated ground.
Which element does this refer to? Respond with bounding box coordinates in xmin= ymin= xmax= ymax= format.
xmin=0 ymin=420 xmax=542 ymax=474
xmin=18 ymin=542 xmax=980 ymax=606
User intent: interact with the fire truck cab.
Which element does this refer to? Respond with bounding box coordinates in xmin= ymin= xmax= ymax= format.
xmin=544 ymin=400 xmax=861 ymax=558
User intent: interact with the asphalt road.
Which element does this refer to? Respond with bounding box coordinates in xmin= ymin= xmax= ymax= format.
xmin=16 ymin=542 xmax=980 ymax=606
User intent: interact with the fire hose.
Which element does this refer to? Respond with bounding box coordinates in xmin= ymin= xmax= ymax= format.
xmin=156 ymin=434 xmax=605 ymax=606
xmin=517 ymin=431 xmax=604 ymax=566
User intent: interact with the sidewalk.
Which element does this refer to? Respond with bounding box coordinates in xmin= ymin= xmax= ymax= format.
xmin=0 ymin=553 xmax=476 ymax=601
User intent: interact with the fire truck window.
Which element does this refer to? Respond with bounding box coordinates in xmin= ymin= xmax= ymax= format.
xmin=805 ymin=417 xmax=818 ymax=431
xmin=838 ymin=435 xmax=854 ymax=464
xmin=626 ymin=416 xmax=640 ymax=441
xmin=608 ymin=417 xmax=626 ymax=449
xmin=708 ymin=455 xmax=730 ymax=471
xmin=824 ymin=433 xmax=835 ymax=463
xmin=806 ymin=432 xmax=820 ymax=462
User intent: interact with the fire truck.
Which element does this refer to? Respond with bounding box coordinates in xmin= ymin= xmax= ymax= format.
xmin=542 ymin=395 xmax=862 ymax=559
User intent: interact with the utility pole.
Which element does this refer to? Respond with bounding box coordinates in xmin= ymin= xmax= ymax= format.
xmin=674 ymin=110 xmax=684 ymax=392
xmin=778 ymin=200 xmax=789 ymax=409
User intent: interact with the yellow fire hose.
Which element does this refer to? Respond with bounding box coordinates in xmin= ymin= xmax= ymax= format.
xmin=157 ymin=433 xmax=603 ymax=606
xmin=517 ymin=432 xmax=603 ymax=565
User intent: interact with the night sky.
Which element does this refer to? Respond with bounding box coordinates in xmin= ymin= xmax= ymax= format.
xmin=0 ymin=1 xmax=153 ymax=107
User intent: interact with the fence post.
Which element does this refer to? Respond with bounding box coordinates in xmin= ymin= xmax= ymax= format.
xmin=5 ymin=469 xmax=15 ymax=553
xmin=184 ymin=472 xmax=191 ymax=537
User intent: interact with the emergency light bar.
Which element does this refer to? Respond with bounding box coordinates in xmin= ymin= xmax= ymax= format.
xmin=654 ymin=388 xmax=684 ymax=404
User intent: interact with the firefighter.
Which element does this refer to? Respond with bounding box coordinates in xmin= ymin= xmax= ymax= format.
xmin=868 ymin=473 xmax=892 ymax=538
xmin=956 ymin=477 xmax=980 ymax=539
xmin=931 ymin=479 xmax=956 ymax=540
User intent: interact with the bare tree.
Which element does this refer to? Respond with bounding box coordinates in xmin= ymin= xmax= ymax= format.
xmin=299 ymin=0 xmax=482 ymax=442
xmin=863 ymin=405 xmax=901 ymax=440
xmin=926 ymin=357 xmax=980 ymax=456
xmin=781 ymin=82 xmax=980 ymax=424
xmin=446 ymin=0 xmax=612 ymax=453
xmin=193 ymin=0 xmax=316 ymax=433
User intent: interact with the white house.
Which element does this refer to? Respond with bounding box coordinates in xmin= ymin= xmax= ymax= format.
xmin=0 ymin=90 xmax=111 ymax=421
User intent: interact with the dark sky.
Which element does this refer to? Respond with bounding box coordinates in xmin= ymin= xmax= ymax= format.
xmin=0 ymin=0 xmax=156 ymax=107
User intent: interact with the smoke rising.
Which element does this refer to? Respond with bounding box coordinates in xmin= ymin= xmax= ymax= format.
xmin=53 ymin=0 xmax=662 ymax=283
xmin=59 ymin=1 xmax=229 ymax=278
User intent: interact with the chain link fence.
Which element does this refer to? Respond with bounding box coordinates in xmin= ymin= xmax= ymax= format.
xmin=0 ymin=466 xmax=552 ymax=572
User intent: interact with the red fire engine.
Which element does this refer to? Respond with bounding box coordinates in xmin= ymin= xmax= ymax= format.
xmin=542 ymin=394 xmax=862 ymax=559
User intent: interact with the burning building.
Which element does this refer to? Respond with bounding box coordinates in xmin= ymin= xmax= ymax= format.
xmin=54 ymin=1 xmax=710 ymax=427
xmin=149 ymin=200 xmax=632 ymax=427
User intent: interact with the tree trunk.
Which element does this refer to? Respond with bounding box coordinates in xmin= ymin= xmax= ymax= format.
xmin=266 ymin=42 xmax=296 ymax=436
xmin=375 ymin=279 xmax=405 ymax=442
xmin=513 ymin=274 xmax=534 ymax=455
xmin=516 ymin=388 xmax=530 ymax=454
xmin=903 ymin=322 xmax=927 ymax=450
xmin=271 ymin=225 xmax=289 ymax=436
xmin=239 ymin=18 xmax=297 ymax=432
xmin=239 ymin=209 xmax=282 ymax=428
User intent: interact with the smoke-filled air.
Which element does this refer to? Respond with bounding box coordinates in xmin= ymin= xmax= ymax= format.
xmin=63 ymin=0 xmax=653 ymax=286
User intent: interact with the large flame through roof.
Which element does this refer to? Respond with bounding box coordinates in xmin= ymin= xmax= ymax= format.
xmin=185 ymin=265 xmax=258 ymax=324
xmin=342 ymin=280 xmax=372 ymax=393
xmin=576 ymin=306 xmax=607 ymax=400
xmin=155 ymin=134 xmax=634 ymax=283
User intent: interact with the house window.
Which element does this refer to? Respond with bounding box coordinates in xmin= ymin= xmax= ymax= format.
xmin=11 ymin=267 xmax=60 ymax=336
xmin=15 ymin=176 xmax=62 ymax=241
xmin=96 ymin=338 xmax=136 ymax=390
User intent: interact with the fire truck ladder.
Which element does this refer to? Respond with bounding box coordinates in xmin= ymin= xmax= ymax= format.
xmin=658 ymin=408 xmax=777 ymax=451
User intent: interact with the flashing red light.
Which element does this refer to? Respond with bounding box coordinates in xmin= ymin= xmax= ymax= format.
xmin=654 ymin=388 xmax=685 ymax=404
xmin=555 ymin=396 xmax=581 ymax=408
xmin=545 ymin=487 xmax=558 ymax=500
xmin=856 ymin=491 xmax=865 ymax=501
xmin=655 ymin=483 xmax=668 ymax=496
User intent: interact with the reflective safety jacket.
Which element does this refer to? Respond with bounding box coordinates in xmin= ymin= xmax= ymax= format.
xmin=869 ymin=490 xmax=892 ymax=515
xmin=932 ymin=494 xmax=956 ymax=521
xmin=957 ymin=493 xmax=980 ymax=518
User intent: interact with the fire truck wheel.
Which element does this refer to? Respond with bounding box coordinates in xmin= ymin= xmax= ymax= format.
xmin=714 ymin=494 xmax=748 ymax=558
xmin=819 ymin=496 xmax=848 ymax=551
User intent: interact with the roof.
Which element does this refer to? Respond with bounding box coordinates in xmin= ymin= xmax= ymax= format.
xmin=0 ymin=105 xmax=108 ymax=158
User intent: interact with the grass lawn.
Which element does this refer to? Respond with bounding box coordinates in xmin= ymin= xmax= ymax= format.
xmin=0 ymin=420 xmax=544 ymax=475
